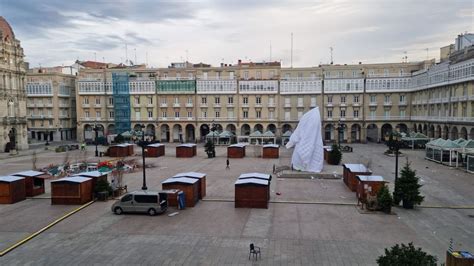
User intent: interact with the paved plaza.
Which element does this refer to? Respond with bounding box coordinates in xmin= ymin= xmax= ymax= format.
xmin=0 ymin=143 xmax=473 ymax=265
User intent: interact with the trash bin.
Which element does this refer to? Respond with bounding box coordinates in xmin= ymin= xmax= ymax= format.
xmin=177 ymin=191 xmax=185 ymax=210
xmin=97 ymin=191 xmax=108 ymax=201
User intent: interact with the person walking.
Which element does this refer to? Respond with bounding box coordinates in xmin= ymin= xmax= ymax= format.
xmin=226 ymin=158 xmax=230 ymax=170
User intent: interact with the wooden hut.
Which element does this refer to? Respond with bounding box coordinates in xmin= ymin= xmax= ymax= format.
xmin=73 ymin=171 xmax=108 ymax=191
xmin=162 ymin=177 xmax=200 ymax=207
xmin=172 ymin=172 xmax=206 ymax=199
xmin=227 ymin=143 xmax=246 ymax=158
xmin=176 ymin=143 xmax=197 ymax=158
xmin=262 ymin=144 xmax=279 ymax=158
xmin=238 ymin=172 xmax=272 ymax=182
xmin=51 ymin=176 xmax=93 ymax=205
xmin=161 ymin=189 xmax=181 ymax=207
xmin=107 ymin=144 xmax=133 ymax=157
xmin=355 ymin=175 xmax=386 ymax=203
xmin=342 ymin=164 xmax=372 ymax=192
xmin=11 ymin=170 xmax=49 ymax=197
xmin=235 ymin=178 xmax=270 ymax=209
xmin=145 ymin=143 xmax=165 ymax=157
xmin=0 ymin=176 xmax=26 ymax=204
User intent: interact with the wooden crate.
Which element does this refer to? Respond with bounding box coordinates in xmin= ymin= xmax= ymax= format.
xmin=51 ymin=177 xmax=93 ymax=205
xmin=228 ymin=144 xmax=246 ymax=158
xmin=262 ymin=144 xmax=279 ymax=158
xmin=235 ymin=178 xmax=269 ymax=209
xmin=162 ymin=177 xmax=199 ymax=207
xmin=146 ymin=143 xmax=165 ymax=157
xmin=343 ymin=164 xmax=372 ymax=192
xmin=0 ymin=176 xmax=26 ymax=204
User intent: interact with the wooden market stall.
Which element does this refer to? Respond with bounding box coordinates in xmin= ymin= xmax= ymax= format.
xmin=355 ymin=175 xmax=387 ymax=203
xmin=227 ymin=143 xmax=246 ymax=158
xmin=11 ymin=170 xmax=49 ymax=197
xmin=162 ymin=177 xmax=200 ymax=207
xmin=238 ymin=172 xmax=271 ymax=201
xmin=235 ymin=178 xmax=270 ymax=209
xmin=262 ymin=144 xmax=279 ymax=158
xmin=342 ymin=164 xmax=372 ymax=192
xmin=51 ymin=176 xmax=93 ymax=205
xmin=107 ymin=144 xmax=134 ymax=157
xmin=0 ymin=176 xmax=26 ymax=204
xmin=172 ymin=172 xmax=207 ymax=199
xmin=161 ymin=189 xmax=181 ymax=207
xmin=176 ymin=143 xmax=197 ymax=158
xmin=145 ymin=143 xmax=165 ymax=157
xmin=323 ymin=146 xmax=332 ymax=162
xmin=73 ymin=170 xmax=108 ymax=191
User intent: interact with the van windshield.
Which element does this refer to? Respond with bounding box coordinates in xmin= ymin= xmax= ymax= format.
xmin=121 ymin=194 xmax=132 ymax=202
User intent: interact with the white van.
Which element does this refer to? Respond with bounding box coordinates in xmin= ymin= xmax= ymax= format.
xmin=111 ymin=190 xmax=168 ymax=216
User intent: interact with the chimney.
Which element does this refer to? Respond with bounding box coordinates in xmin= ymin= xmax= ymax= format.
xmin=238 ymin=59 xmax=242 ymax=65
xmin=359 ymin=62 xmax=362 ymax=64
xmin=221 ymin=63 xmax=224 ymax=67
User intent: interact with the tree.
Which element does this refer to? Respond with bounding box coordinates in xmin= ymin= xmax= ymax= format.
xmin=377 ymin=242 xmax=437 ymax=266
xmin=397 ymin=160 xmax=424 ymax=209
xmin=377 ymin=184 xmax=392 ymax=214
xmin=204 ymin=140 xmax=215 ymax=158
xmin=327 ymin=144 xmax=342 ymax=165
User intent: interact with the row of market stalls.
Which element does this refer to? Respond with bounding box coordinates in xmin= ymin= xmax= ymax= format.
xmin=425 ymin=138 xmax=474 ymax=172
xmin=205 ymin=130 xmax=293 ymax=145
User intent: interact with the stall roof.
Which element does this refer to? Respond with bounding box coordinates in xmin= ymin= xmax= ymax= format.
xmin=461 ymin=140 xmax=474 ymax=149
xmin=177 ymin=143 xmax=197 ymax=147
xmin=206 ymin=131 xmax=220 ymax=137
xmin=249 ymin=130 xmax=262 ymax=137
xmin=238 ymin=173 xmax=271 ymax=180
xmin=73 ymin=170 xmax=107 ymax=177
xmin=453 ymin=138 xmax=467 ymax=145
xmin=263 ymin=130 xmax=275 ymax=137
xmin=116 ymin=143 xmax=132 ymax=147
xmin=147 ymin=143 xmax=164 ymax=147
xmin=356 ymin=175 xmax=385 ymax=182
xmin=440 ymin=139 xmax=461 ymax=149
xmin=263 ymin=144 xmax=279 ymax=148
xmin=229 ymin=143 xmax=246 ymax=148
xmin=172 ymin=172 xmax=206 ymax=179
xmin=0 ymin=175 xmax=25 ymax=182
xmin=162 ymin=177 xmax=199 ymax=184
xmin=282 ymin=130 xmax=292 ymax=137
xmin=343 ymin=164 xmax=371 ymax=173
xmin=52 ymin=176 xmax=92 ymax=183
xmin=11 ymin=170 xmax=46 ymax=177
xmin=427 ymin=138 xmax=446 ymax=147
xmin=235 ymin=178 xmax=269 ymax=186
xmin=219 ymin=131 xmax=234 ymax=138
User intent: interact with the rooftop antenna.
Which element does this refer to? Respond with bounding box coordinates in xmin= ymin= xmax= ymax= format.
xmin=125 ymin=44 xmax=128 ymax=65
xmin=290 ymin=33 xmax=293 ymax=68
xmin=102 ymin=57 xmax=105 ymax=63
xmin=330 ymin=47 xmax=333 ymax=64
xmin=425 ymin=48 xmax=429 ymax=60
xmin=270 ymin=41 xmax=272 ymax=62
xmin=94 ymin=52 xmax=97 ymax=62
xmin=186 ymin=50 xmax=189 ymax=62
xmin=403 ymin=51 xmax=408 ymax=63
xmin=146 ymin=51 xmax=149 ymax=66
xmin=134 ymin=48 xmax=137 ymax=65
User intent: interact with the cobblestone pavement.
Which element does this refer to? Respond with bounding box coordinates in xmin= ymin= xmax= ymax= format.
xmin=0 ymin=143 xmax=473 ymax=265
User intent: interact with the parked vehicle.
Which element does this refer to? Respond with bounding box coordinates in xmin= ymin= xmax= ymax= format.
xmin=111 ymin=190 xmax=168 ymax=216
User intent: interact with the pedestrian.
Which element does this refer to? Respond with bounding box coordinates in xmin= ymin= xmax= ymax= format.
xmin=226 ymin=158 xmax=230 ymax=170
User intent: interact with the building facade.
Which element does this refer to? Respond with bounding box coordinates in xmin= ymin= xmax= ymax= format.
xmin=74 ymin=35 xmax=474 ymax=144
xmin=0 ymin=16 xmax=28 ymax=152
xmin=26 ymin=68 xmax=77 ymax=142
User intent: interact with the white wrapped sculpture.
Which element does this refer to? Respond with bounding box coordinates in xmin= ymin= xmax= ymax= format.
xmin=285 ymin=107 xmax=324 ymax=172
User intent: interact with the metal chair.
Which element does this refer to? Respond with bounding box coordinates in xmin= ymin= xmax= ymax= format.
xmin=249 ymin=243 xmax=261 ymax=260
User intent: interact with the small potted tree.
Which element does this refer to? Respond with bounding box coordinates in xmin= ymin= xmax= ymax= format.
xmin=327 ymin=144 xmax=342 ymax=165
xmin=95 ymin=179 xmax=112 ymax=201
xmin=377 ymin=185 xmax=392 ymax=214
xmin=204 ymin=140 xmax=216 ymax=158
xmin=398 ymin=160 xmax=424 ymax=209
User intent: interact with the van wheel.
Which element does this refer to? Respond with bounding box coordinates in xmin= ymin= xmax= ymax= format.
xmin=114 ymin=207 xmax=123 ymax=215
xmin=148 ymin=208 xmax=157 ymax=216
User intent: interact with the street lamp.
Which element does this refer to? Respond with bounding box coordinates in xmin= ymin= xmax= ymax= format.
xmin=41 ymin=117 xmax=49 ymax=146
xmin=139 ymin=124 xmax=148 ymax=190
xmin=93 ymin=124 xmax=99 ymax=157
xmin=335 ymin=119 xmax=345 ymax=147
xmin=386 ymin=131 xmax=402 ymax=182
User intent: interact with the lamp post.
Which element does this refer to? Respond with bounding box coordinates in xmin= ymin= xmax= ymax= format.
xmin=93 ymin=124 xmax=99 ymax=157
xmin=139 ymin=124 xmax=148 ymax=190
xmin=386 ymin=131 xmax=402 ymax=182
xmin=336 ymin=119 xmax=345 ymax=147
xmin=41 ymin=117 xmax=49 ymax=146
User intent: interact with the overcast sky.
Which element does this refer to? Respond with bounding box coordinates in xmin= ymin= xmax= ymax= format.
xmin=2 ymin=0 xmax=473 ymax=68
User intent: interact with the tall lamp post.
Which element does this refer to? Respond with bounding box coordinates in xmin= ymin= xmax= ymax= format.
xmin=386 ymin=132 xmax=402 ymax=182
xmin=139 ymin=124 xmax=148 ymax=190
xmin=41 ymin=117 xmax=50 ymax=146
xmin=93 ymin=124 xmax=99 ymax=157
xmin=336 ymin=119 xmax=345 ymax=147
